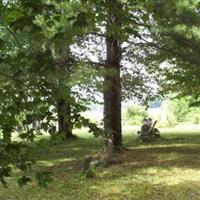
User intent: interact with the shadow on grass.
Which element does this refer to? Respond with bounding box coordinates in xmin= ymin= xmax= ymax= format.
xmin=30 ymin=136 xmax=100 ymax=160
xmin=124 ymin=132 xmax=200 ymax=148
xmin=27 ymin=136 xmax=100 ymax=175
xmin=86 ymin=179 xmax=200 ymax=200
xmin=120 ymin=146 xmax=200 ymax=168
xmin=142 ymin=180 xmax=200 ymax=200
xmin=2 ymin=132 xmax=200 ymax=200
xmin=112 ymin=132 xmax=200 ymax=172
xmin=28 ymin=132 xmax=200 ymax=175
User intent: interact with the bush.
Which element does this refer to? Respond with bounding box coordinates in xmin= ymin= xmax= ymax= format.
xmin=189 ymin=113 xmax=200 ymax=124
xmin=194 ymin=117 xmax=200 ymax=124
xmin=125 ymin=105 xmax=147 ymax=125
xmin=168 ymin=97 xmax=200 ymax=124
xmin=167 ymin=112 xmax=177 ymax=127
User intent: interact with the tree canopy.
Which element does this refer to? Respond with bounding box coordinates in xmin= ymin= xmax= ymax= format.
xmin=0 ymin=0 xmax=200 ymax=186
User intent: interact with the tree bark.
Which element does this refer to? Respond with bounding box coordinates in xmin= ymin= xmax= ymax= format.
xmin=57 ymin=98 xmax=75 ymax=139
xmin=104 ymin=7 xmax=122 ymax=150
xmin=56 ymin=48 xmax=76 ymax=140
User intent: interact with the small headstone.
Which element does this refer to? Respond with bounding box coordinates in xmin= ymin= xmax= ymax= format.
xmin=99 ymin=137 xmax=113 ymax=163
xmin=83 ymin=155 xmax=92 ymax=173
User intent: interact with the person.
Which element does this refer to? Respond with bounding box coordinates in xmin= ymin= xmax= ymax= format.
xmin=141 ymin=118 xmax=150 ymax=136
xmin=141 ymin=117 xmax=153 ymax=135
xmin=147 ymin=118 xmax=152 ymax=128
xmin=143 ymin=118 xmax=149 ymax=126
xmin=139 ymin=118 xmax=160 ymax=142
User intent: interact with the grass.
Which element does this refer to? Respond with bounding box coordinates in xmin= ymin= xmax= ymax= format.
xmin=1 ymin=126 xmax=200 ymax=200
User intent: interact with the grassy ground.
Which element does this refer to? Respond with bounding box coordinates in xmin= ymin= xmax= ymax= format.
xmin=1 ymin=127 xmax=200 ymax=200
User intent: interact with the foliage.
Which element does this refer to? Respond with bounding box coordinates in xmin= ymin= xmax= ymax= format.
xmin=125 ymin=105 xmax=147 ymax=125
xmin=1 ymin=0 xmax=200 ymax=187
xmin=0 ymin=0 xmax=104 ymax=186
xmin=75 ymin=0 xmax=159 ymax=104
xmin=142 ymin=0 xmax=200 ymax=104
xmin=168 ymin=98 xmax=190 ymax=123
xmin=166 ymin=110 xmax=177 ymax=128
xmin=169 ymin=97 xmax=200 ymax=124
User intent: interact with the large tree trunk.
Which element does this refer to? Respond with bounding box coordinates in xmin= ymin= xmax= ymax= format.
xmin=104 ymin=27 xmax=122 ymax=150
xmin=56 ymin=48 xmax=76 ymax=140
xmin=57 ymin=98 xmax=75 ymax=139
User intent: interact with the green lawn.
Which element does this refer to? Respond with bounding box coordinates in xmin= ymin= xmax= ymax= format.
xmin=1 ymin=127 xmax=200 ymax=200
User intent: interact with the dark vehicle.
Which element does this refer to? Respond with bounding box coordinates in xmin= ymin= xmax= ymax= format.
xmin=137 ymin=120 xmax=160 ymax=142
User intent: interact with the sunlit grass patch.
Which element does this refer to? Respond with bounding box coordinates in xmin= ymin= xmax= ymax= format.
xmin=1 ymin=127 xmax=200 ymax=200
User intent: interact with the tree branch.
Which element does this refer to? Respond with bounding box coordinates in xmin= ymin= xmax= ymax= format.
xmin=0 ymin=21 xmax=21 ymax=48
xmin=0 ymin=71 xmax=15 ymax=80
xmin=81 ymin=60 xmax=106 ymax=68
xmin=88 ymin=32 xmax=106 ymax=38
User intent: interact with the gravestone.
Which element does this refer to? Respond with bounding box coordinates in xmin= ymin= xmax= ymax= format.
xmin=83 ymin=155 xmax=93 ymax=173
xmin=99 ymin=137 xmax=113 ymax=163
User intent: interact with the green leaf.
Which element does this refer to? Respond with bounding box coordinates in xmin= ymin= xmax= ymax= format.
xmin=18 ymin=176 xmax=31 ymax=187
xmin=35 ymin=171 xmax=53 ymax=188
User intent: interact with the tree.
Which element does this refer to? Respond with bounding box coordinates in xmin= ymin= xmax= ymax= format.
xmin=77 ymin=0 xmax=159 ymax=150
xmin=0 ymin=0 xmax=163 ymax=184
xmin=0 ymin=0 xmax=103 ymax=185
xmin=103 ymin=0 xmax=123 ymax=149
xmin=140 ymin=0 xmax=200 ymax=105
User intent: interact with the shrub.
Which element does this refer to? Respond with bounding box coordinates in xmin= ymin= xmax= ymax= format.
xmin=125 ymin=106 xmax=147 ymax=125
